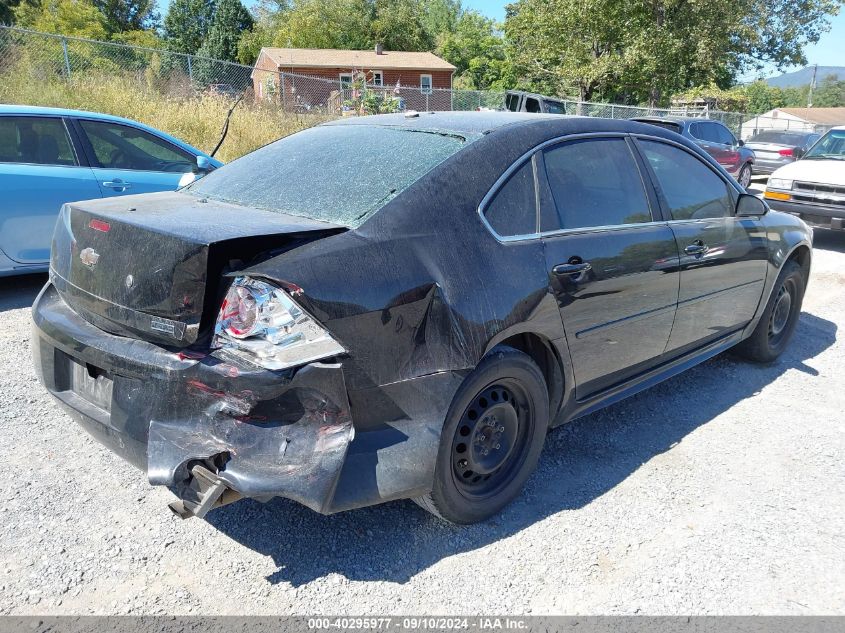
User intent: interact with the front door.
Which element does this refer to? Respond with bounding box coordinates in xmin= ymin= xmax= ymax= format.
xmin=540 ymin=137 xmax=681 ymax=399
xmin=0 ymin=115 xmax=101 ymax=265
xmin=634 ymin=138 xmax=768 ymax=355
xmin=74 ymin=118 xmax=196 ymax=197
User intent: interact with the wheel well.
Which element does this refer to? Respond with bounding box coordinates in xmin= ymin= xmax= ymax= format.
xmin=495 ymin=333 xmax=564 ymax=418
xmin=788 ymin=245 xmax=811 ymax=284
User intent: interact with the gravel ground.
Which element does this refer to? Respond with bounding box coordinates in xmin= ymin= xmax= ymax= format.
xmin=1 ymin=230 xmax=843 ymax=616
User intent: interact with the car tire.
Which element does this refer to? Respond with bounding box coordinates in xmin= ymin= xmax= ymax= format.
xmin=413 ymin=346 xmax=550 ymax=524
xmin=734 ymin=260 xmax=805 ymax=363
xmin=738 ymin=163 xmax=752 ymax=189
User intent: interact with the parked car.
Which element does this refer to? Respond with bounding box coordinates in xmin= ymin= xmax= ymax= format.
xmin=505 ymin=90 xmax=566 ymax=114
xmin=206 ymin=84 xmax=242 ymax=99
xmin=32 ymin=113 xmax=811 ymax=524
xmin=0 ymin=105 xmax=222 ymax=276
xmin=764 ymin=126 xmax=845 ymax=230
xmin=633 ymin=117 xmax=756 ymax=188
xmin=744 ymin=130 xmax=822 ymax=175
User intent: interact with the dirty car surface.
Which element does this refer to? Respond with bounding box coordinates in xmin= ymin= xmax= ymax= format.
xmin=32 ymin=112 xmax=813 ymax=524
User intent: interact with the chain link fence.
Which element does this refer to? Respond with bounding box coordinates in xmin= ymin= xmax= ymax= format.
xmin=0 ymin=25 xmax=839 ymax=143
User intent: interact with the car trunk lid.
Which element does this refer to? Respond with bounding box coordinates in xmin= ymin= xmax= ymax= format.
xmin=50 ymin=191 xmax=345 ymax=347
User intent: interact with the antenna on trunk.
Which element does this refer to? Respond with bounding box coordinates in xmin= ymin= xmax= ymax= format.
xmin=211 ymin=91 xmax=245 ymax=158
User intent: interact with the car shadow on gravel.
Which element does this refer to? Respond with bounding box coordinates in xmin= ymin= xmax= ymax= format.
xmin=207 ymin=311 xmax=836 ymax=587
xmin=0 ymin=274 xmax=47 ymax=312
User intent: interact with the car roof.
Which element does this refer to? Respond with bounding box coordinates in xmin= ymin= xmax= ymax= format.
xmin=324 ymin=111 xmax=672 ymax=138
xmin=0 ymin=104 xmax=220 ymax=163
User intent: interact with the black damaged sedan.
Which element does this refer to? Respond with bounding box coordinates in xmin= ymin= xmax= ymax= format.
xmin=33 ymin=112 xmax=811 ymax=524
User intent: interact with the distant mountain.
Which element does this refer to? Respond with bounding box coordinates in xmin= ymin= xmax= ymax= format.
xmin=765 ymin=66 xmax=845 ymax=89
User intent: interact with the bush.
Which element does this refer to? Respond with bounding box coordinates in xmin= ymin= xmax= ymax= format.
xmin=0 ymin=62 xmax=332 ymax=162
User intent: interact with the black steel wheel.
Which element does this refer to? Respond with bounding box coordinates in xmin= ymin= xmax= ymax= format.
xmin=450 ymin=380 xmax=534 ymax=500
xmin=734 ymin=259 xmax=805 ymax=363
xmin=414 ymin=346 xmax=550 ymax=524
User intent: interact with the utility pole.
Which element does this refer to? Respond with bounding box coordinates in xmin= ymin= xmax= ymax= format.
xmin=807 ymin=63 xmax=818 ymax=108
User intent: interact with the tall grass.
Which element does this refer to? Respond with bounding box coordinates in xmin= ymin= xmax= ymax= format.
xmin=0 ymin=68 xmax=332 ymax=162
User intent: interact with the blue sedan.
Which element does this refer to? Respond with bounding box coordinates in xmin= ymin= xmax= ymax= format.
xmin=0 ymin=105 xmax=223 ymax=276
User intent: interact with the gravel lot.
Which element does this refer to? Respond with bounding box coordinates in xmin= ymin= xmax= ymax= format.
xmin=1 ymin=228 xmax=843 ymax=616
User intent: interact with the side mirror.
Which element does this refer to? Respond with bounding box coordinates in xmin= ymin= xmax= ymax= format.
xmin=793 ymin=146 xmax=805 ymax=159
xmin=736 ymin=193 xmax=768 ymax=217
xmin=737 ymin=139 xmax=745 ymax=147
xmin=194 ymin=155 xmax=212 ymax=174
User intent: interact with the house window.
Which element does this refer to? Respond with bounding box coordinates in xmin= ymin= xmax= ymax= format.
xmin=420 ymin=74 xmax=432 ymax=95
xmin=372 ymin=71 xmax=383 ymax=87
xmin=339 ymin=73 xmax=353 ymax=88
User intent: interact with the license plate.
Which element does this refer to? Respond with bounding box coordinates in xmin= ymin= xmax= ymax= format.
xmin=70 ymin=360 xmax=113 ymax=412
xmin=757 ymin=151 xmax=778 ymax=159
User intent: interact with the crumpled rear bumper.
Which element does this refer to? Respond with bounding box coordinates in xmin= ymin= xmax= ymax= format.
xmin=32 ymin=282 xmax=355 ymax=516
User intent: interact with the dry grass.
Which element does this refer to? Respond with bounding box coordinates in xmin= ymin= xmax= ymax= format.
xmin=0 ymin=69 xmax=333 ymax=162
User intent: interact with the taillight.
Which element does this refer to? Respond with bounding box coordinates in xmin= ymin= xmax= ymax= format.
xmin=212 ymin=277 xmax=346 ymax=371
xmin=778 ymin=148 xmax=794 ymax=157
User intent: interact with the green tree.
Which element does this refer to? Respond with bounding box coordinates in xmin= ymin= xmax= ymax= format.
xmin=14 ymin=0 xmax=109 ymax=38
xmin=372 ymin=0 xmax=434 ymax=50
xmin=91 ymin=0 xmax=158 ymax=34
xmin=163 ymin=0 xmax=216 ymax=54
xmin=505 ymin=0 xmax=843 ymax=106
xmin=439 ymin=11 xmax=510 ymax=90
xmin=812 ymin=74 xmax=845 ymax=107
xmin=196 ymin=0 xmax=253 ymax=62
xmin=272 ymin=0 xmax=373 ymax=49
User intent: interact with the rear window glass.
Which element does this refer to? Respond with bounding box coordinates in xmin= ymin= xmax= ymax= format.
xmin=749 ymin=131 xmax=813 ymax=145
xmin=637 ymin=120 xmax=681 ymax=134
xmin=186 ymin=125 xmax=467 ymax=228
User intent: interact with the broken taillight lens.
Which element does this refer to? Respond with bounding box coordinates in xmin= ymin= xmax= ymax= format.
xmin=212 ymin=277 xmax=346 ymax=371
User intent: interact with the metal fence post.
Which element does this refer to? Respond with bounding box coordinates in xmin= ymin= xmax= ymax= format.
xmin=187 ymin=54 xmax=193 ymax=82
xmin=61 ymin=37 xmax=71 ymax=80
xmin=281 ymin=72 xmax=287 ymax=110
xmin=425 ymin=92 xmax=429 ymax=111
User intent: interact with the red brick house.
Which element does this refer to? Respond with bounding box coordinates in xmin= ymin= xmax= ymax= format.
xmin=252 ymin=45 xmax=456 ymax=112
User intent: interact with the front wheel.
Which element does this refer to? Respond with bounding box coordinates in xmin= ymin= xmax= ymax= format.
xmin=413 ymin=346 xmax=549 ymax=524
xmin=737 ymin=163 xmax=752 ymax=189
xmin=734 ymin=260 xmax=805 ymax=363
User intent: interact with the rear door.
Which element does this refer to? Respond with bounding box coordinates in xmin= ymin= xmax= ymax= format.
xmin=634 ymin=138 xmax=768 ymax=356
xmin=0 ymin=115 xmax=101 ymax=265
xmin=73 ymin=118 xmax=197 ymax=197
xmin=539 ymin=136 xmax=681 ymax=399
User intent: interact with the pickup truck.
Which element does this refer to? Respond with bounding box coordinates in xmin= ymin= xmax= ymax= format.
xmin=764 ymin=126 xmax=845 ymax=230
xmin=505 ymin=90 xmax=567 ymax=114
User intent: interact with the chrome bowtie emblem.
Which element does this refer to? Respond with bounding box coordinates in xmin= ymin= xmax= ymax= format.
xmin=125 ymin=274 xmax=134 ymax=289
xmin=79 ymin=247 xmax=100 ymax=269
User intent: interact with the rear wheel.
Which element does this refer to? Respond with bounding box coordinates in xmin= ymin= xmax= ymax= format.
xmin=737 ymin=163 xmax=752 ymax=189
xmin=413 ymin=346 xmax=549 ymax=524
xmin=734 ymin=260 xmax=805 ymax=363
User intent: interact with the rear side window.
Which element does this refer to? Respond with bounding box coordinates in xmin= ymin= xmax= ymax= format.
xmin=542 ymin=138 xmax=652 ymax=231
xmin=524 ymin=98 xmax=541 ymax=113
xmin=79 ymin=120 xmax=194 ymax=173
xmin=713 ymin=123 xmax=736 ymax=146
xmin=0 ymin=116 xmax=76 ymax=166
xmin=187 ymin=125 xmax=469 ymax=228
xmin=639 ymin=140 xmax=732 ymax=220
xmin=484 ymin=160 xmax=537 ymax=237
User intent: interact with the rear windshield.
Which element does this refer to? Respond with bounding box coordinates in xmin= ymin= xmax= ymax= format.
xmin=185 ymin=124 xmax=468 ymax=228
xmin=637 ymin=120 xmax=681 ymax=133
xmin=749 ymin=131 xmax=811 ymax=144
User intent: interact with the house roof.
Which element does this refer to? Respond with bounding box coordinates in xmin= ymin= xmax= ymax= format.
xmin=776 ymin=107 xmax=845 ymax=125
xmin=259 ymin=47 xmax=456 ymax=72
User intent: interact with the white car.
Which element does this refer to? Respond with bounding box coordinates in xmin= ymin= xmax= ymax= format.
xmin=764 ymin=126 xmax=845 ymax=230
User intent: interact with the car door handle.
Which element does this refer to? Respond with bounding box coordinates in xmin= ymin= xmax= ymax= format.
xmin=103 ymin=180 xmax=131 ymax=190
xmin=684 ymin=241 xmax=708 ymax=256
xmin=553 ymin=262 xmax=592 ymax=275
